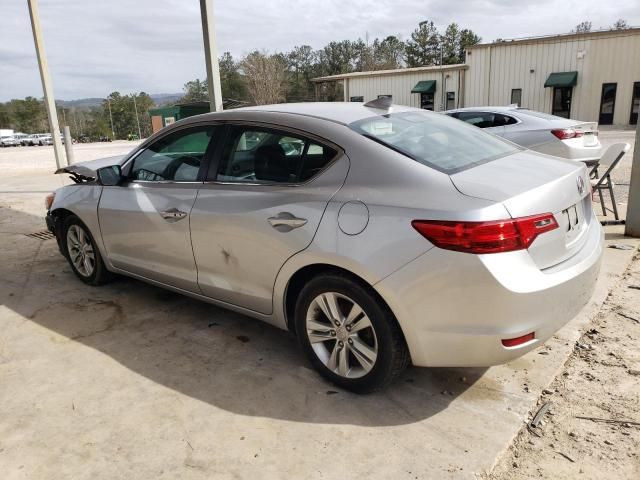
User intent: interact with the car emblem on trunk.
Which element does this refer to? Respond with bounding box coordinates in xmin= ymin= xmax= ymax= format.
xmin=577 ymin=176 xmax=585 ymax=195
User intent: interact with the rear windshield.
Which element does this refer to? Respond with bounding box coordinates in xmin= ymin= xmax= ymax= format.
xmin=350 ymin=110 xmax=520 ymax=174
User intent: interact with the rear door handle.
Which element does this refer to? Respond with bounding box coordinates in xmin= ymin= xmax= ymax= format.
xmin=268 ymin=212 xmax=307 ymax=232
xmin=161 ymin=208 xmax=188 ymax=222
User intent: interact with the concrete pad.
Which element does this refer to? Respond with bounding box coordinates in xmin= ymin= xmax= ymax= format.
xmin=0 ymin=140 xmax=638 ymax=479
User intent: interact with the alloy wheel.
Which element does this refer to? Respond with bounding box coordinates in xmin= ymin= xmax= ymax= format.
xmin=66 ymin=224 xmax=95 ymax=277
xmin=305 ymin=292 xmax=378 ymax=379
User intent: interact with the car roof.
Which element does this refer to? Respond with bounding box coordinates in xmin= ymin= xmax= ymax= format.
xmin=195 ymin=102 xmax=418 ymax=125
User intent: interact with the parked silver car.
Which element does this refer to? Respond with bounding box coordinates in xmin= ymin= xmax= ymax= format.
xmin=46 ymin=102 xmax=603 ymax=392
xmin=445 ymin=106 xmax=602 ymax=164
xmin=0 ymin=135 xmax=19 ymax=147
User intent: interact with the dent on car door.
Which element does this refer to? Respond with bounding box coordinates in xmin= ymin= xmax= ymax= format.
xmin=190 ymin=125 xmax=349 ymax=315
xmin=98 ymin=125 xmax=219 ymax=291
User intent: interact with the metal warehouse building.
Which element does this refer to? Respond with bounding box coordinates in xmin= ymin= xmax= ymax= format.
xmin=313 ymin=28 xmax=640 ymax=126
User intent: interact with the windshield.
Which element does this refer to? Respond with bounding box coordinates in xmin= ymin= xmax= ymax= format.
xmin=350 ymin=110 xmax=520 ymax=174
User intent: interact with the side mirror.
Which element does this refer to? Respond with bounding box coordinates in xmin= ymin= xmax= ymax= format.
xmin=96 ymin=165 xmax=123 ymax=186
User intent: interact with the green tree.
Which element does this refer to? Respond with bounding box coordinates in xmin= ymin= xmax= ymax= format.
xmin=442 ymin=23 xmax=461 ymax=64
xmin=405 ymin=21 xmax=440 ymax=67
xmin=458 ymin=29 xmax=481 ymax=62
xmin=374 ymin=35 xmax=405 ymax=69
xmin=219 ymin=52 xmax=247 ymax=100
xmin=287 ymin=45 xmax=318 ymax=101
xmin=180 ymin=79 xmax=208 ymax=103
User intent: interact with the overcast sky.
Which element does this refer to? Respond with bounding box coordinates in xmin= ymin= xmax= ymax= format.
xmin=1 ymin=0 xmax=638 ymax=101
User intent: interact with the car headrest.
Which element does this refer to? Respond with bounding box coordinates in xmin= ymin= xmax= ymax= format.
xmin=254 ymin=144 xmax=291 ymax=182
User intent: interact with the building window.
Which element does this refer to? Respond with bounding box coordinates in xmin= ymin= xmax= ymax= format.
xmin=599 ymin=83 xmax=617 ymax=125
xmin=629 ymin=82 xmax=639 ymax=125
xmin=350 ymin=96 xmax=364 ymax=102
xmin=446 ymin=92 xmax=455 ymax=110
xmin=511 ymin=89 xmax=522 ymax=107
xmin=552 ymin=87 xmax=573 ymax=119
xmin=378 ymin=95 xmax=392 ymax=100
xmin=420 ymin=93 xmax=434 ymax=110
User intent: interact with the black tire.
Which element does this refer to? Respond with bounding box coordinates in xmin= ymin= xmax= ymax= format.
xmin=61 ymin=215 xmax=111 ymax=286
xmin=295 ymin=273 xmax=409 ymax=393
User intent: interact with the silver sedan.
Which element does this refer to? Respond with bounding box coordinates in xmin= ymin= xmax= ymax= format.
xmin=445 ymin=106 xmax=603 ymax=164
xmin=46 ymin=101 xmax=603 ymax=393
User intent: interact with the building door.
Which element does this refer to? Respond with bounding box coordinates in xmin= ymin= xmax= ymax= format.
xmin=599 ymin=83 xmax=617 ymax=125
xmin=420 ymin=93 xmax=434 ymax=110
xmin=630 ymin=82 xmax=640 ymax=125
xmin=446 ymin=92 xmax=455 ymax=110
xmin=552 ymin=87 xmax=572 ymax=118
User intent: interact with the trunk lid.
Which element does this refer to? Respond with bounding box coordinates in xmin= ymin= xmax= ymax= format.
xmin=450 ymin=150 xmax=592 ymax=269
xmin=549 ymin=118 xmax=599 ymax=147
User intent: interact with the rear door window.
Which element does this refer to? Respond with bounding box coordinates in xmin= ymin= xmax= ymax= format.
xmin=215 ymin=126 xmax=337 ymax=184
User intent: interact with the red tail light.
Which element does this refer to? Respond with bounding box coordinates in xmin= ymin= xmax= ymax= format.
xmin=411 ymin=214 xmax=558 ymax=254
xmin=551 ymin=128 xmax=584 ymax=140
xmin=501 ymin=332 xmax=535 ymax=347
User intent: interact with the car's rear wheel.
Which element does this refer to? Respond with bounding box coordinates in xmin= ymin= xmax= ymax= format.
xmin=295 ymin=274 xmax=409 ymax=393
xmin=61 ymin=215 xmax=111 ymax=285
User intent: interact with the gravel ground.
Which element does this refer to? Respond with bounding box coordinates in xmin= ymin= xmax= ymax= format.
xmin=487 ymin=250 xmax=640 ymax=479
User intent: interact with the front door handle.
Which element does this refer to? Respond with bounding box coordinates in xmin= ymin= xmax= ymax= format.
xmin=161 ymin=208 xmax=188 ymax=222
xmin=268 ymin=212 xmax=307 ymax=232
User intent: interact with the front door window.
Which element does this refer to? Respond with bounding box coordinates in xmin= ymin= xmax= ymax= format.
xmin=599 ymin=83 xmax=617 ymax=125
xmin=129 ymin=126 xmax=217 ymax=182
xmin=552 ymin=87 xmax=572 ymax=119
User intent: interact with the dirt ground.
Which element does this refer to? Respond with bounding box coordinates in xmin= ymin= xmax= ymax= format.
xmin=488 ymin=253 xmax=640 ymax=479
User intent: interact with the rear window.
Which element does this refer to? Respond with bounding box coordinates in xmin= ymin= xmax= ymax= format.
xmin=350 ymin=111 xmax=520 ymax=174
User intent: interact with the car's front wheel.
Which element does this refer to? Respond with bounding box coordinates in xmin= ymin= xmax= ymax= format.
xmin=61 ymin=215 xmax=111 ymax=285
xmin=295 ymin=273 xmax=409 ymax=393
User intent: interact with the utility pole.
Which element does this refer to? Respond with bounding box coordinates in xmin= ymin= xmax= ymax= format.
xmin=199 ymin=0 xmax=223 ymax=112
xmin=624 ymin=120 xmax=640 ymax=237
xmin=132 ymin=94 xmax=142 ymax=139
xmin=27 ymin=0 xmax=66 ymax=168
xmin=107 ymin=98 xmax=115 ymax=139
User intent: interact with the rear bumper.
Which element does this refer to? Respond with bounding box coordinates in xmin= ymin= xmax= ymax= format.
xmin=375 ymin=215 xmax=603 ymax=367
xmin=533 ymin=141 xmax=602 ymax=163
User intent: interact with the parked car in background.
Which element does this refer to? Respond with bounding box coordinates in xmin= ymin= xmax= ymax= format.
xmin=21 ymin=134 xmax=37 ymax=146
xmin=0 ymin=135 xmax=19 ymax=147
xmin=445 ymin=107 xmax=602 ymax=164
xmin=13 ymin=133 xmax=29 ymax=145
xmin=46 ymin=101 xmax=603 ymax=392
xmin=38 ymin=134 xmax=53 ymax=146
xmin=21 ymin=133 xmax=50 ymax=146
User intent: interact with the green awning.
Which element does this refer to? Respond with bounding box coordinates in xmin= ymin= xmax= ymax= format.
xmin=411 ymin=80 xmax=436 ymax=94
xmin=544 ymin=71 xmax=578 ymax=88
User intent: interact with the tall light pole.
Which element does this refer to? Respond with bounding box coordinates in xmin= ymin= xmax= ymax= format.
xmin=27 ymin=0 xmax=66 ymax=168
xmin=199 ymin=0 xmax=223 ymax=112
xmin=132 ymin=94 xmax=142 ymax=139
